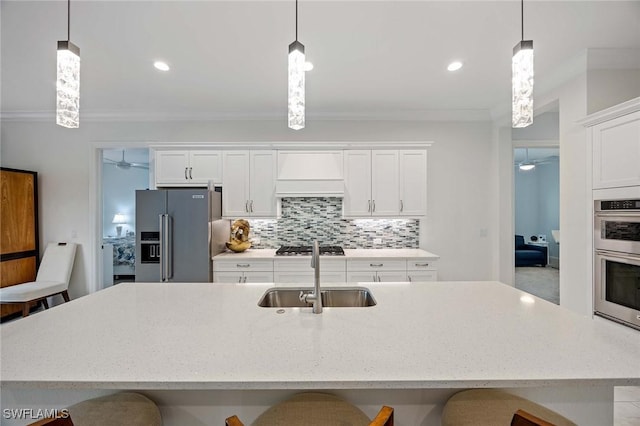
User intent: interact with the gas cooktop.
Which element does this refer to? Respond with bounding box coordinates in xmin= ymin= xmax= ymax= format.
xmin=275 ymin=245 xmax=345 ymax=256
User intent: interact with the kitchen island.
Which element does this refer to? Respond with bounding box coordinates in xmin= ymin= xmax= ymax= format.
xmin=1 ymin=281 xmax=639 ymax=425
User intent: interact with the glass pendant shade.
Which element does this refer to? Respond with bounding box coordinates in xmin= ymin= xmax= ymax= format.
xmin=288 ymin=41 xmax=305 ymax=130
xmin=56 ymin=40 xmax=80 ymax=128
xmin=512 ymin=40 xmax=533 ymax=128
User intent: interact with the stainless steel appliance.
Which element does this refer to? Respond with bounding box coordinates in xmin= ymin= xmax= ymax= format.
xmin=135 ymin=188 xmax=228 ymax=282
xmin=594 ymin=199 xmax=640 ymax=330
xmin=275 ymin=245 xmax=345 ymax=256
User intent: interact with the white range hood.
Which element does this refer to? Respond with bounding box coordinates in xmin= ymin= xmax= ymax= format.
xmin=275 ymin=150 xmax=345 ymax=198
xmin=275 ymin=179 xmax=345 ymax=198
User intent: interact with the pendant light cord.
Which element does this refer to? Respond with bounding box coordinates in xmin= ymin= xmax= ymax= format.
xmin=295 ymin=0 xmax=298 ymax=41
xmin=520 ymin=0 xmax=524 ymax=41
xmin=67 ymin=0 xmax=71 ymax=41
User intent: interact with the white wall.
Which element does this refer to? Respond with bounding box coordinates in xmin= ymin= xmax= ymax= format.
xmin=0 ymin=119 xmax=495 ymax=297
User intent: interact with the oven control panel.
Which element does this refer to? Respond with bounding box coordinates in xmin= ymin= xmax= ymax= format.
xmin=598 ymin=199 xmax=640 ymax=211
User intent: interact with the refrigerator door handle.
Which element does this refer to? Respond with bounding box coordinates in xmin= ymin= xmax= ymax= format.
xmin=159 ymin=214 xmax=165 ymax=281
xmin=160 ymin=214 xmax=173 ymax=282
xmin=165 ymin=214 xmax=173 ymax=280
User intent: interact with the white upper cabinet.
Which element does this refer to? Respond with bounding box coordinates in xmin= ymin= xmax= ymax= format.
xmin=155 ymin=150 xmax=222 ymax=187
xmin=344 ymin=150 xmax=373 ymax=216
xmin=371 ymin=150 xmax=399 ymax=216
xmin=399 ymin=150 xmax=428 ymax=216
xmin=344 ymin=149 xmax=427 ymax=217
xmin=222 ymin=151 xmax=276 ymax=218
xmin=592 ymin=110 xmax=640 ymax=189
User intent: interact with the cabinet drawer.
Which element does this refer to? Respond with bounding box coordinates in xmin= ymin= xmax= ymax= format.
xmin=274 ymin=271 xmax=346 ymax=284
xmin=347 ymin=259 xmax=406 ymax=271
xmin=274 ymin=258 xmax=346 ymax=272
xmin=407 ymin=271 xmax=437 ymax=282
xmin=407 ymin=259 xmax=438 ymax=271
xmin=213 ymin=259 xmax=273 ymax=272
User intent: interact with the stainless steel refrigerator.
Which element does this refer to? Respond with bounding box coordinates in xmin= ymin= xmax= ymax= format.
xmin=135 ymin=188 xmax=229 ymax=282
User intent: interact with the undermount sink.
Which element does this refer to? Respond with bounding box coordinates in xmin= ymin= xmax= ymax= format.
xmin=258 ymin=287 xmax=377 ymax=308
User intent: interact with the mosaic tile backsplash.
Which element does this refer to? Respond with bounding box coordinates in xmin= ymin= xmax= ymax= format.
xmin=246 ymin=197 xmax=419 ymax=249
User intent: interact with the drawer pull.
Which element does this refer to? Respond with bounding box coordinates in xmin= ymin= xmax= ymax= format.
xmin=415 ymin=263 xmax=429 ymax=267
xmin=237 ymin=263 xmax=250 ymax=268
xmin=370 ymin=263 xmax=383 ymax=267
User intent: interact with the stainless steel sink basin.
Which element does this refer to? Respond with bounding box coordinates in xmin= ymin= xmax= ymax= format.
xmin=258 ymin=287 xmax=376 ymax=308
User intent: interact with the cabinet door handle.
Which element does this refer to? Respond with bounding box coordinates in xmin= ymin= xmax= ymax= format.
xmin=370 ymin=263 xmax=383 ymax=267
xmin=184 ymin=167 xmax=188 ymax=180
xmin=238 ymin=276 xmax=242 ymax=283
xmin=250 ymin=200 xmax=254 ymax=212
xmin=243 ymin=276 xmax=248 ymax=283
xmin=372 ymin=200 xmax=376 ymax=212
xmin=368 ymin=200 xmax=371 ymax=212
xmin=408 ymin=275 xmax=412 ymax=282
xmin=372 ymin=274 xmax=377 ymax=282
xmin=236 ymin=263 xmax=250 ymax=268
xmin=189 ymin=167 xmax=193 ymax=180
xmin=400 ymin=200 xmax=404 ymax=212
xmin=415 ymin=263 xmax=429 ymax=267
xmin=245 ymin=200 xmax=249 ymax=212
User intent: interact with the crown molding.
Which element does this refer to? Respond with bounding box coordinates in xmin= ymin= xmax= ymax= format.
xmin=577 ymin=96 xmax=640 ymax=127
xmin=1 ymin=108 xmax=491 ymax=123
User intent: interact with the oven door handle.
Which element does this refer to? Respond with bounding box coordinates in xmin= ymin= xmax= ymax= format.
xmin=595 ymin=212 xmax=640 ymax=218
xmin=595 ymin=249 xmax=640 ymax=262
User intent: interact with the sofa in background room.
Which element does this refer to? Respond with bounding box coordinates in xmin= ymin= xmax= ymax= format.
xmin=515 ymin=235 xmax=547 ymax=267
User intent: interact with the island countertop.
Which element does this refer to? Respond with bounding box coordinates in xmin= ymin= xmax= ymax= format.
xmin=1 ymin=281 xmax=638 ymax=390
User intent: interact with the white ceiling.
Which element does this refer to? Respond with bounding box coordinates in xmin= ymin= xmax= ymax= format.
xmin=2 ymin=1 xmax=639 ymax=122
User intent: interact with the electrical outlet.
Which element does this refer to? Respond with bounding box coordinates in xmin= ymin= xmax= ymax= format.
xmin=373 ymin=238 xmax=382 ymax=245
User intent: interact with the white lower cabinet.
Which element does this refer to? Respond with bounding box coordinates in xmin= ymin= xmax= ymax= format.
xmin=407 ymin=259 xmax=438 ymax=282
xmin=274 ymin=258 xmax=346 ymax=284
xmin=214 ymin=255 xmax=437 ymax=284
xmin=346 ymin=259 xmax=407 ymax=283
xmin=213 ymin=259 xmax=273 ymax=283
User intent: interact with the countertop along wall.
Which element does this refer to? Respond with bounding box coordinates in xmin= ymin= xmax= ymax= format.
xmin=0 ymin=119 xmax=494 ymax=297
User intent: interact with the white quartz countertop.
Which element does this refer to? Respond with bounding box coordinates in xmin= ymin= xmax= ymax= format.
xmin=213 ymin=248 xmax=439 ymax=260
xmin=1 ymin=281 xmax=639 ymax=390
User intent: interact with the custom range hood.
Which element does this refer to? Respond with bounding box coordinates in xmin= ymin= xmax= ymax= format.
xmin=275 ymin=151 xmax=345 ymax=198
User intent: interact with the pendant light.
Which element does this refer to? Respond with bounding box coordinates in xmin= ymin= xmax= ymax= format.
xmin=56 ymin=0 xmax=80 ymax=128
xmin=288 ymin=0 xmax=305 ymax=130
xmin=512 ymin=0 xmax=533 ymax=128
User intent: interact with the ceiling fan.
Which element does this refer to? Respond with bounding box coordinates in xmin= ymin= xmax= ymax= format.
xmin=516 ymin=148 xmax=556 ymax=171
xmin=104 ymin=150 xmax=149 ymax=170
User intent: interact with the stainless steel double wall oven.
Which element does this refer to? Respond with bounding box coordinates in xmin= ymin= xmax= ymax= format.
xmin=594 ymin=199 xmax=640 ymax=330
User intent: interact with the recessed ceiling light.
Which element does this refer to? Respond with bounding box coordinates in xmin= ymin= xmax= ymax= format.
xmin=153 ymin=61 xmax=170 ymax=71
xmin=304 ymin=62 xmax=314 ymax=72
xmin=447 ymin=61 xmax=463 ymax=72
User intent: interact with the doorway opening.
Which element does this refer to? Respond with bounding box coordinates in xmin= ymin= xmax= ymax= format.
xmin=100 ymin=148 xmax=150 ymax=287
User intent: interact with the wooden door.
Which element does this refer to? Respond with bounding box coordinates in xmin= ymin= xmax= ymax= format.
xmin=1 ymin=168 xmax=39 ymax=318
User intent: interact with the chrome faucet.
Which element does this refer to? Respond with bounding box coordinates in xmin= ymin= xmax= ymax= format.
xmin=299 ymin=240 xmax=323 ymax=313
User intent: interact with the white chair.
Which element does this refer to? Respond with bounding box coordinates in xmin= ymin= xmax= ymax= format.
xmin=0 ymin=242 xmax=77 ymax=317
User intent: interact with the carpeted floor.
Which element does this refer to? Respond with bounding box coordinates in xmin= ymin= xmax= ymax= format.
xmin=515 ymin=266 xmax=560 ymax=304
